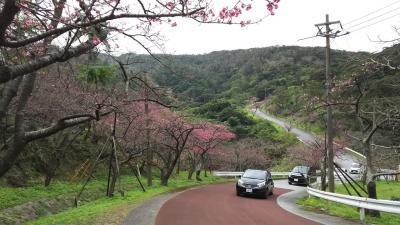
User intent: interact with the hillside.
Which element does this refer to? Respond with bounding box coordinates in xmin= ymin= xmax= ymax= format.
xmin=115 ymin=45 xmax=400 ymax=169
xmin=118 ymin=46 xmax=370 ymax=106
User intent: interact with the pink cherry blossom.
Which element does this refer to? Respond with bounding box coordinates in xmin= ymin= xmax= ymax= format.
xmin=92 ymin=36 xmax=101 ymax=45
xmin=166 ymin=1 xmax=176 ymax=10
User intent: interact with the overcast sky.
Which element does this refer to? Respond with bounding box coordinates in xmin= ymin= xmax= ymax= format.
xmin=115 ymin=0 xmax=400 ymax=55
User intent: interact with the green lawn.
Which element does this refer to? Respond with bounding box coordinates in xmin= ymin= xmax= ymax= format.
xmin=12 ymin=173 xmax=229 ymax=225
xmin=298 ymin=181 xmax=400 ymax=225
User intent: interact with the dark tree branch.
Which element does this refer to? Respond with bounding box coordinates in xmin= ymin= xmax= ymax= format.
xmin=0 ymin=0 xmax=19 ymax=42
xmin=0 ymin=9 xmax=204 ymax=48
xmin=0 ymin=76 xmax=22 ymax=119
xmin=25 ymin=110 xmax=112 ymax=143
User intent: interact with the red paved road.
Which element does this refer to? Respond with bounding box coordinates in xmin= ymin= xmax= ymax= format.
xmin=156 ymin=182 xmax=321 ymax=225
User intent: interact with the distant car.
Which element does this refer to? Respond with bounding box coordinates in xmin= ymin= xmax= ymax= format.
xmin=349 ymin=163 xmax=361 ymax=174
xmin=288 ymin=166 xmax=316 ymax=186
xmin=236 ymin=169 xmax=274 ymax=199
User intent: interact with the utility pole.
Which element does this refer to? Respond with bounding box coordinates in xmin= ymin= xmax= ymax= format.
xmin=315 ymin=14 xmax=348 ymax=193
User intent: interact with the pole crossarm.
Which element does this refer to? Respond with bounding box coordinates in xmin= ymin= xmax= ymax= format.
xmin=315 ymin=19 xmax=347 ymax=38
xmin=315 ymin=20 xmax=341 ymax=27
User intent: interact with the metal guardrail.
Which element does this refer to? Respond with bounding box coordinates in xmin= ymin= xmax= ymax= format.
xmin=212 ymin=171 xmax=290 ymax=177
xmin=307 ymin=186 xmax=400 ymax=220
xmin=212 ymin=171 xmax=243 ymax=177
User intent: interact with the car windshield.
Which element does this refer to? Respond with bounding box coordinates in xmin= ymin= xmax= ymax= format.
xmin=351 ymin=163 xmax=360 ymax=167
xmin=292 ymin=166 xmax=309 ymax=173
xmin=242 ymin=170 xmax=265 ymax=180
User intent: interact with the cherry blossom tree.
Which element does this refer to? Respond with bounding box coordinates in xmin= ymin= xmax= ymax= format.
xmin=0 ymin=0 xmax=281 ymax=178
xmin=153 ymin=112 xmax=195 ymax=185
xmin=188 ymin=123 xmax=235 ymax=180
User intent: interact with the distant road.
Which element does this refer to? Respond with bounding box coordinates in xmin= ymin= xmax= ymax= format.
xmin=252 ymin=108 xmax=315 ymax=144
xmin=251 ymin=108 xmax=361 ymax=171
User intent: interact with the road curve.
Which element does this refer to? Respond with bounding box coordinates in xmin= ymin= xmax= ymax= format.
xmin=155 ymin=182 xmax=321 ymax=225
xmin=252 ymin=109 xmax=361 ymax=170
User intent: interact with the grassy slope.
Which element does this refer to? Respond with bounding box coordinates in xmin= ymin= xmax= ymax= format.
xmin=246 ymin=107 xmax=298 ymax=144
xmin=298 ymin=181 xmax=400 ymax=225
xmin=22 ymin=173 xmax=229 ymax=225
xmin=0 ymin=176 xmax=141 ymax=211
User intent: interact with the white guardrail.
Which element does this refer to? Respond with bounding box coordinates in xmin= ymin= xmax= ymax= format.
xmin=307 ymin=186 xmax=400 ymax=220
xmin=212 ymin=171 xmax=290 ymax=177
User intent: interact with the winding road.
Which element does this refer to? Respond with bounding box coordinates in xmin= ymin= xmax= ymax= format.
xmin=121 ymin=109 xmax=364 ymax=225
xmin=123 ymin=180 xmax=361 ymax=225
xmin=252 ymin=108 xmax=362 ymax=170
xmin=155 ymin=182 xmax=320 ymax=225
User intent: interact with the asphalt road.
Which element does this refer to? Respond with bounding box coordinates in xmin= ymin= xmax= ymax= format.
xmin=252 ymin=109 xmax=362 ymax=172
xmin=155 ymin=182 xmax=321 ymax=225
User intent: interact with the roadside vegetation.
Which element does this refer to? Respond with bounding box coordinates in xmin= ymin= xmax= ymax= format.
xmin=298 ymin=181 xmax=400 ymax=225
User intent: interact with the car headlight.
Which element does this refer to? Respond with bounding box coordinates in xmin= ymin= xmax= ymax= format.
xmin=238 ymin=179 xmax=245 ymax=187
xmin=257 ymin=181 xmax=266 ymax=188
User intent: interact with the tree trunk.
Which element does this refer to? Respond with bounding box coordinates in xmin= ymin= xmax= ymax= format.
xmin=108 ymin=163 xmax=118 ymax=197
xmin=321 ymin=156 xmax=327 ymax=191
xmin=188 ymin=169 xmax=194 ymax=180
xmin=203 ymin=155 xmax=208 ymax=177
xmin=195 ymin=156 xmax=203 ymax=181
xmin=188 ymin=155 xmax=195 ymax=180
xmin=195 ymin=169 xmax=202 ymax=181
xmin=161 ymin=169 xmax=170 ymax=186
xmin=363 ymin=141 xmax=374 ymax=183
xmin=145 ymin=78 xmax=152 ymax=187
xmin=176 ymin=156 xmax=180 ymax=175
xmin=44 ymin=174 xmax=53 ymax=187
xmin=0 ymin=74 xmax=36 ymax=177
xmin=161 ymin=176 xmax=168 ymax=186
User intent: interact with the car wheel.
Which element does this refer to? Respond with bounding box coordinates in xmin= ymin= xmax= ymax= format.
xmin=269 ymin=189 xmax=273 ymax=195
xmin=288 ymin=181 xmax=292 ymax=185
xmin=236 ymin=190 xmax=240 ymax=196
xmin=263 ymin=192 xmax=268 ymax=199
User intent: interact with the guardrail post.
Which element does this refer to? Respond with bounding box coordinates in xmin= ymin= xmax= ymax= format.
xmin=360 ymin=208 xmax=365 ymax=221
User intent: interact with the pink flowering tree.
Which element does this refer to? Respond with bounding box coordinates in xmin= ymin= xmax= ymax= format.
xmin=188 ymin=123 xmax=236 ymax=180
xmin=0 ymin=0 xmax=280 ymax=178
xmin=153 ymin=111 xmax=195 ymax=185
xmin=224 ymin=138 xmax=271 ymax=171
xmin=102 ymin=99 xmax=195 ymax=186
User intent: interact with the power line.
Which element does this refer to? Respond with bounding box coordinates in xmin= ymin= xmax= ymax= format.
xmin=297 ymin=35 xmax=318 ymax=42
xmin=348 ymin=11 xmax=400 ymax=33
xmin=345 ymin=6 xmax=400 ymax=31
xmin=343 ymin=0 xmax=400 ymax=26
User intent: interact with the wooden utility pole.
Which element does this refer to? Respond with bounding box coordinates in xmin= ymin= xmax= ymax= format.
xmin=315 ymin=14 xmax=347 ymax=192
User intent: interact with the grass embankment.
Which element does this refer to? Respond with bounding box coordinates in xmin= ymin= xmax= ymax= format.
xmin=1 ymin=172 xmax=230 ymax=225
xmin=298 ymin=181 xmax=400 ymax=225
xmin=246 ymin=108 xmax=298 ymax=145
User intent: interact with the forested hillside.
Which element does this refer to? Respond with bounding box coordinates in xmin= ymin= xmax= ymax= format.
xmin=117 ymin=45 xmax=400 ymax=169
xmin=120 ymin=46 xmax=369 ymax=105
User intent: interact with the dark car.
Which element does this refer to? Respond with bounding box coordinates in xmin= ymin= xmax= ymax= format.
xmin=236 ymin=169 xmax=274 ymax=199
xmin=288 ymin=166 xmax=316 ymax=186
